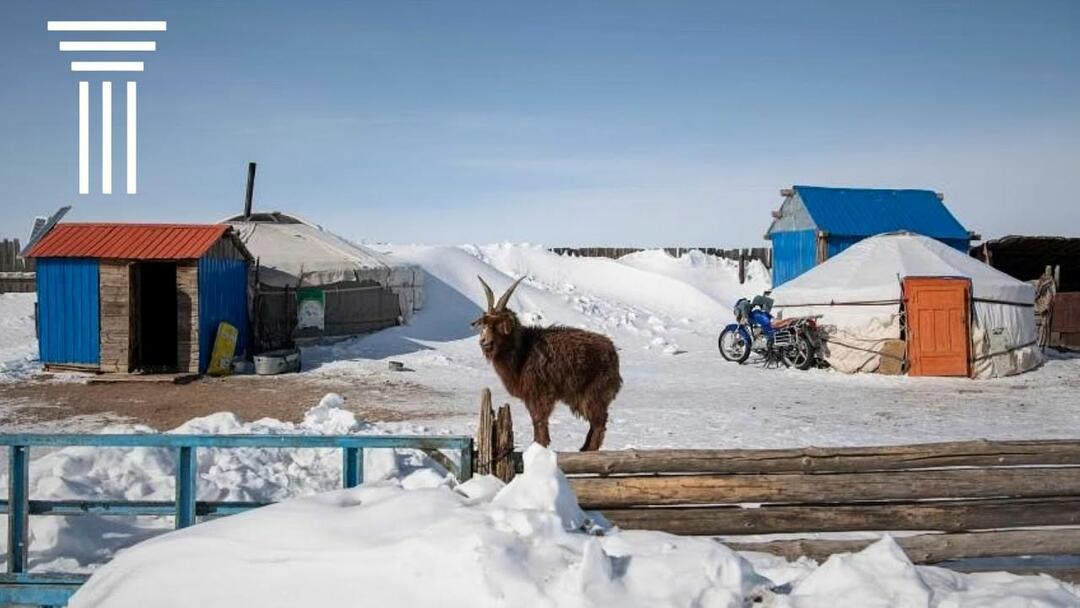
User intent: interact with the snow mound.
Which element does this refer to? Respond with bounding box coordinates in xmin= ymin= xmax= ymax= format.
xmin=68 ymin=446 xmax=1079 ymax=607
xmin=363 ymin=243 xmax=768 ymax=359
xmin=1 ymin=394 xmax=452 ymax=572
xmin=491 ymin=442 xmax=586 ymax=530
xmin=0 ymin=293 xmax=39 ymax=381
xmin=70 ymin=444 xmax=768 ymax=608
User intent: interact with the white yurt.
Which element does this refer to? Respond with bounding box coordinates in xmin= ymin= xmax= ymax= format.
xmin=224 ymin=212 xmax=423 ymax=348
xmin=771 ymin=232 xmax=1042 ymax=378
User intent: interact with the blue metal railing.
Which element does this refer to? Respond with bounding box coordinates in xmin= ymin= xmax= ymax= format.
xmin=0 ymin=433 xmax=473 ymax=606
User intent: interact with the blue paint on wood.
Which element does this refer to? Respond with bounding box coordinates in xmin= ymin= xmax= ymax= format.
xmin=0 ymin=433 xmax=471 ymax=449
xmin=197 ymin=256 xmax=249 ymax=374
xmin=175 ymin=446 xmax=197 ymax=528
xmin=0 ymin=583 xmax=80 ymax=606
xmin=459 ymin=446 xmax=473 ymax=482
xmin=7 ymin=445 xmax=29 ymax=574
xmin=770 ymin=229 xmax=818 ymax=287
xmin=343 ymin=447 xmax=364 ymax=488
xmin=35 ymin=258 xmax=100 ymax=366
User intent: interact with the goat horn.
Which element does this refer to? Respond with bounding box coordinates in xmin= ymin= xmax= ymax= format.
xmin=477 ymin=275 xmax=495 ymax=311
xmin=496 ymin=275 xmax=526 ymax=311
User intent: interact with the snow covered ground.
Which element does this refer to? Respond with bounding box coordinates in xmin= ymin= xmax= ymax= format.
xmin=304 ymin=244 xmax=1080 ymax=451
xmin=4 ymin=247 xmax=1079 ymax=451
xmin=2 ymin=248 xmax=1080 ymax=603
xmin=68 ymin=444 xmax=1080 ymax=607
xmin=0 ymin=293 xmax=38 ymax=382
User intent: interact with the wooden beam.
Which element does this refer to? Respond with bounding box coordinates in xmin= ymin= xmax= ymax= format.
xmin=476 ymin=389 xmax=493 ymax=476
xmin=598 ymin=497 xmax=1080 ymax=536
xmin=555 ymin=440 xmax=1080 ymax=475
xmin=494 ymin=404 xmax=515 ymax=482
xmin=571 ymin=467 xmax=1080 ymax=508
xmin=725 ymin=528 xmax=1080 ymax=563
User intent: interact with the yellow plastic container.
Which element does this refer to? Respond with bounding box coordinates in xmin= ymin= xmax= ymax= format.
xmin=207 ymin=322 xmax=239 ymax=377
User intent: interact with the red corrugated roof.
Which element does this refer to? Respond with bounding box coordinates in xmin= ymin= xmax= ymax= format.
xmin=26 ymin=223 xmax=231 ymax=260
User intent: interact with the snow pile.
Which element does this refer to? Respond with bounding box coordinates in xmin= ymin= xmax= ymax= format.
xmin=618 ymin=249 xmax=770 ymax=306
xmin=370 ymin=244 xmax=767 ymax=357
xmin=69 ymin=444 xmax=1078 ymax=607
xmin=1 ymin=395 xmax=454 ymax=571
xmin=0 ymin=293 xmax=38 ymax=381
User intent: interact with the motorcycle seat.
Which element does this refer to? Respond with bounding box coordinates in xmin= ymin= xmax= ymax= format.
xmin=771 ymin=317 xmax=799 ymax=329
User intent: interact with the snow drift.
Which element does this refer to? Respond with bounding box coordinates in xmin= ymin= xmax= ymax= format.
xmin=69 ymin=444 xmax=1078 ymax=607
xmin=0 ymin=293 xmax=38 ymax=381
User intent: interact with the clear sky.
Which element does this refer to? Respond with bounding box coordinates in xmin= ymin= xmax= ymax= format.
xmin=2 ymin=1 xmax=1078 ymax=247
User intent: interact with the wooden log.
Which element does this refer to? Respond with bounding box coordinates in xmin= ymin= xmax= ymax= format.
xmin=947 ymin=564 xmax=1080 ymax=584
xmin=556 ymin=440 xmax=1080 ymax=476
xmin=598 ymin=497 xmax=1080 ymax=536
xmin=571 ymin=467 xmax=1080 ymax=508
xmin=725 ymin=528 xmax=1080 ymax=563
xmin=476 ymin=388 xmax=494 ymax=476
xmin=494 ymin=404 xmax=515 ymax=482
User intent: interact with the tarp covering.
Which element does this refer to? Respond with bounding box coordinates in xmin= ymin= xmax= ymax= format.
xmin=771 ymin=232 xmax=1041 ymax=378
xmin=229 ymin=221 xmax=423 ymax=321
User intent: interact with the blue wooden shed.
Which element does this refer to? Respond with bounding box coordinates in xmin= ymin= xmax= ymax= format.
xmin=26 ymin=223 xmax=252 ymax=375
xmin=766 ymin=185 xmax=973 ymax=287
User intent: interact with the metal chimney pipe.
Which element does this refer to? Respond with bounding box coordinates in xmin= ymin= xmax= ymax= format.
xmin=243 ymin=162 xmax=257 ymax=219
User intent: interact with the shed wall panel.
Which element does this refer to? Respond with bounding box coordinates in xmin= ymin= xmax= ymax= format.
xmin=176 ymin=262 xmax=200 ymax=373
xmin=197 ymin=256 xmax=249 ymax=373
xmin=98 ymin=261 xmax=131 ymax=372
xmin=36 ymin=258 xmax=100 ymax=366
xmin=771 ymin=230 xmax=818 ymax=287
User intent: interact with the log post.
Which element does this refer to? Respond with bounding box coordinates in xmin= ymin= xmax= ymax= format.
xmin=476 ymin=388 xmax=494 ymax=476
xmin=493 ymin=404 xmax=515 ymax=482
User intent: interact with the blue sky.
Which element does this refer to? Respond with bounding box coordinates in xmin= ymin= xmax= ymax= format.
xmin=2 ymin=1 xmax=1078 ymax=246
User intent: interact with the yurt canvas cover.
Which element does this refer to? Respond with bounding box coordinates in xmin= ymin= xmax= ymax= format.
xmin=228 ymin=218 xmax=423 ymax=347
xmin=770 ymin=232 xmax=1041 ymax=378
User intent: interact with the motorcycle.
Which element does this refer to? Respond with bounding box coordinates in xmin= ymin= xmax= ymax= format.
xmin=718 ymin=294 xmax=820 ymax=370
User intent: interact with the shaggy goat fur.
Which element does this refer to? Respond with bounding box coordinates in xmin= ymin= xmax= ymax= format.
xmin=473 ymin=276 xmax=622 ymax=451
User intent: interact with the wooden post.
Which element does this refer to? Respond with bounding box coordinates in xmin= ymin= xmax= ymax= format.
xmin=738 ymin=250 xmax=746 ymax=284
xmin=494 ymin=404 xmax=515 ymax=482
xmin=476 ymin=388 xmax=494 ymax=476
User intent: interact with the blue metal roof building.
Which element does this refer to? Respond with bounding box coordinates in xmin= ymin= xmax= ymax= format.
xmin=766 ymin=185 xmax=973 ymax=286
xmin=26 ymin=224 xmax=252 ymax=375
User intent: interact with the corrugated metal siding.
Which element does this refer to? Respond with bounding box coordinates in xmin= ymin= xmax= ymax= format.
xmin=36 ymin=258 xmax=100 ymax=365
xmin=27 ymin=224 xmax=229 ymax=260
xmin=771 ymin=229 xmax=818 ymax=287
xmin=197 ymin=256 xmax=249 ymax=374
xmin=794 ymin=186 xmax=969 ymax=240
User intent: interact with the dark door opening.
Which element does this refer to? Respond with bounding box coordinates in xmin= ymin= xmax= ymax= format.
xmin=132 ymin=262 xmax=178 ymax=372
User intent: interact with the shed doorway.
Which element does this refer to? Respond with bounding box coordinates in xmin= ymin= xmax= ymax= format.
xmin=904 ymin=277 xmax=971 ymax=377
xmin=131 ymin=262 xmax=178 ymax=372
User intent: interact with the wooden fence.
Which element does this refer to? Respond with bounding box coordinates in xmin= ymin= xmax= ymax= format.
xmin=549 ymin=246 xmax=772 ymax=284
xmin=0 ymin=239 xmax=35 ymax=294
xmin=477 ymin=397 xmax=1080 ymax=582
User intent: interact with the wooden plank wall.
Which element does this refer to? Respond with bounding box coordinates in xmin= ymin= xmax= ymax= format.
xmin=0 ymin=239 xmax=34 ymax=272
xmin=98 ymin=261 xmax=130 ymax=373
xmin=0 ymin=239 xmax=36 ymax=293
xmin=176 ymin=262 xmax=200 ymax=373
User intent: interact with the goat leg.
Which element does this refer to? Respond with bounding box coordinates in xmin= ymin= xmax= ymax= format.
xmin=530 ymin=415 xmax=552 ymax=447
xmin=581 ymin=410 xmax=608 ymax=451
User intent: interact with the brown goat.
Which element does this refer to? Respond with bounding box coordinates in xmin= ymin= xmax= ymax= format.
xmin=472 ymin=275 xmax=622 ymax=451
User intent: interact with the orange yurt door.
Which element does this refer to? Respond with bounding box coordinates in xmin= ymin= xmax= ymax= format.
xmin=904 ymin=277 xmax=971 ymax=377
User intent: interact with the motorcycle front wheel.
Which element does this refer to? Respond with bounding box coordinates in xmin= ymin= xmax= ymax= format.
xmin=718 ymin=328 xmax=751 ymax=363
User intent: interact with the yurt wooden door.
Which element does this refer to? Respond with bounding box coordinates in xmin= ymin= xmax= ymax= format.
xmin=904 ymin=277 xmax=971 ymax=377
